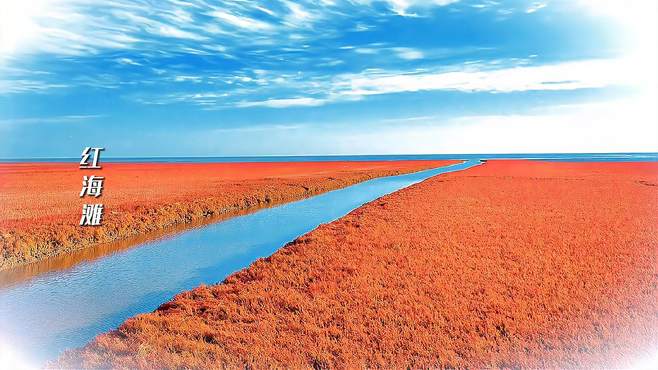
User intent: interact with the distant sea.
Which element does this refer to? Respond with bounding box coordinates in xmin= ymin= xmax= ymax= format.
xmin=1 ymin=153 xmax=657 ymax=163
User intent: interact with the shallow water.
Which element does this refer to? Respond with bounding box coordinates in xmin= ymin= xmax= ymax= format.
xmin=0 ymin=160 xmax=480 ymax=365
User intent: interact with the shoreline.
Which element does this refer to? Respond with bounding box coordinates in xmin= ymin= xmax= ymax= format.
xmin=54 ymin=160 xmax=658 ymax=368
xmin=0 ymin=160 xmax=459 ymax=272
xmin=0 ymin=200 xmax=276 ymax=288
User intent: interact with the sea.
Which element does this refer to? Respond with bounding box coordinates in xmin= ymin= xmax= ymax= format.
xmin=1 ymin=152 xmax=657 ymax=163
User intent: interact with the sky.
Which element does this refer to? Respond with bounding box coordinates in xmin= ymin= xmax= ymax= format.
xmin=0 ymin=0 xmax=656 ymax=158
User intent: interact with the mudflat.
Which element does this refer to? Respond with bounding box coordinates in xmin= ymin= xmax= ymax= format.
xmin=53 ymin=160 xmax=658 ymax=368
xmin=0 ymin=160 xmax=458 ymax=270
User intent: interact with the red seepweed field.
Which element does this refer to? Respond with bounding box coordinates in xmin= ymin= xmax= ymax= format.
xmin=53 ymin=160 xmax=658 ymax=368
xmin=0 ymin=160 xmax=458 ymax=270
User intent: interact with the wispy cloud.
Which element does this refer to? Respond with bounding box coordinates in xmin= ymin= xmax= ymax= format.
xmin=207 ymin=10 xmax=274 ymax=32
xmin=213 ymin=58 xmax=634 ymax=108
xmin=1 ymin=0 xmax=648 ymax=120
xmin=236 ymin=97 xmax=329 ymax=108
xmin=393 ymin=47 xmax=424 ymax=60
xmin=116 ymin=57 xmax=141 ymax=66
xmin=1 ymin=0 xmax=654 ymax=158
xmin=335 ymin=58 xmax=625 ymax=96
xmin=0 ymin=114 xmax=103 ymax=125
xmin=281 ymin=1 xmax=316 ymax=27
xmin=1 ymin=0 xmax=468 ymax=60
xmin=213 ymin=123 xmax=303 ymax=132
xmin=0 ymin=79 xmax=69 ymax=94
xmin=380 ymin=115 xmax=439 ymax=123
xmin=526 ymin=1 xmax=548 ymax=13
xmin=369 ymin=0 xmax=461 ymax=17
xmin=154 ymin=24 xmax=207 ymax=40
xmin=1 ymin=0 xmax=564 ymax=101
xmin=174 ymin=75 xmax=203 ymax=83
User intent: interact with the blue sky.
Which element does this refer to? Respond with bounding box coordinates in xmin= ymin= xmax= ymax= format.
xmin=0 ymin=0 xmax=656 ymax=157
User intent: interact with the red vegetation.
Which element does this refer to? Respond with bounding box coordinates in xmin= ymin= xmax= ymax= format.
xmin=53 ymin=160 xmax=658 ymax=369
xmin=0 ymin=160 xmax=457 ymax=270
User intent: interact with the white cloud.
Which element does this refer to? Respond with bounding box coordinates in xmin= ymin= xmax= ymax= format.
xmin=324 ymin=96 xmax=657 ymax=154
xmin=254 ymin=6 xmax=276 ymax=17
xmin=178 ymin=94 xmax=657 ymax=155
xmin=351 ymin=45 xmax=425 ymax=60
xmin=393 ymin=47 xmax=424 ymax=60
xmin=116 ymin=57 xmax=141 ymax=66
xmin=380 ymin=115 xmax=438 ymax=123
xmin=0 ymin=114 xmax=103 ymax=125
xmin=0 ymin=1 xmax=142 ymax=57
xmin=470 ymin=1 xmax=500 ymax=10
xmin=282 ymin=1 xmax=315 ymax=26
xmin=353 ymin=23 xmax=372 ymax=32
xmin=155 ymin=24 xmax=207 ymax=40
xmin=0 ymin=0 xmax=462 ymax=60
xmin=0 ymin=79 xmax=69 ymax=94
xmin=353 ymin=47 xmax=379 ymax=55
xmin=437 ymin=97 xmax=658 ymax=153
xmin=317 ymin=59 xmax=345 ymax=67
xmin=221 ymin=58 xmax=639 ymax=109
xmin=174 ymin=75 xmax=203 ymax=83
xmin=0 ymin=2 xmax=42 ymax=54
xmin=576 ymin=1 xmax=656 ymax=89
xmin=334 ymin=58 xmax=632 ymax=97
xmin=161 ymin=8 xmax=193 ymax=24
xmin=383 ymin=0 xmax=461 ymax=16
xmin=236 ymin=97 xmax=328 ymax=108
xmin=208 ymin=10 xmax=274 ymax=31
xmin=213 ymin=123 xmax=302 ymax=133
xmin=525 ymin=1 xmax=547 ymax=13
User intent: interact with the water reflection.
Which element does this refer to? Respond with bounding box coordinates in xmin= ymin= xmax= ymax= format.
xmin=0 ymin=160 xmax=480 ymax=365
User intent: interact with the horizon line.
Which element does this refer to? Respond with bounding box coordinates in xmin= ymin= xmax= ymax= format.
xmin=1 ymin=152 xmax=657 ymax=162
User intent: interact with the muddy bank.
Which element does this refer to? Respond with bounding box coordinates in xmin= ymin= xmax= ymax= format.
xmin=54 ymin=160 xmax=658 ymax=368
xmin=0 ymin=160 xmax=457 ymax=271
